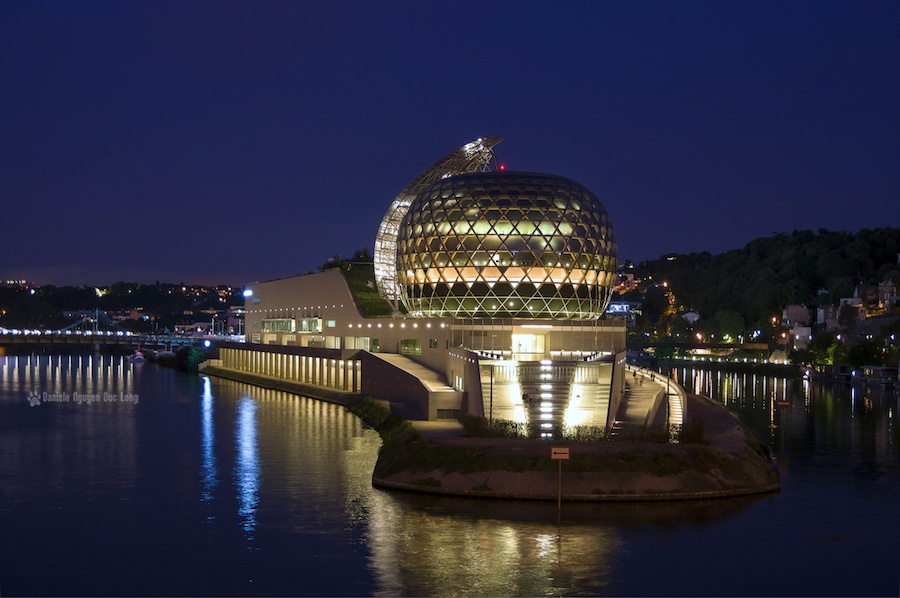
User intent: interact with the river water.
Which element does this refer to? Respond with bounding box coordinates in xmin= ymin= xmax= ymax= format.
xmin=0 ymin=354 xmax=897 ymax=596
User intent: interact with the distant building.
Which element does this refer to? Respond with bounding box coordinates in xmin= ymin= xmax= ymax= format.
xmin=606 ymin=300 xmax=640 ymax=328
xmin=817 ymin=305 xmax=840 ymax=331
xmin=854 ymin=284 xmax=879 ymax=307
xmin=681 ymin=311 xmax=700 ymax=325
xmin=878 ymin=280 xmax=897 ymax=309
xmin=782 ymin=304 xmax=811 ymax=327
xmin=789 ymin=325 xmax=812 ymax=350
xmin=614 ymin=271 xmax=638 ymax=293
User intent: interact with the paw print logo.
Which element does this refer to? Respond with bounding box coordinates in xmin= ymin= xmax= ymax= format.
xmin=27 ymin=390 xmax=41 ymax=407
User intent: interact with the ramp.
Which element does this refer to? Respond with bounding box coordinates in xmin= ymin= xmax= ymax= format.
xmin=362 ymin=353 xmax=464 ymax=420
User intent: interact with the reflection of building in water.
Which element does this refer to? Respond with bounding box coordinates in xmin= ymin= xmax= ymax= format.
xmin=675 ymin=365 xmax=898 ymax=464
xmin=216 ymin=380 xmax=380 ymax=536
xmin=0 ymin=354 xmax=138 ymax=496
xmin=235 ymin=395 xmax=259 ymax=536
xmin=200 ymin=377 xmax=217 ymax=506
xmin=365 ymin=502 xmax=620 ymax=597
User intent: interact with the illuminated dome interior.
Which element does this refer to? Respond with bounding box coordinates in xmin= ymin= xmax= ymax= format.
xmin=396 ymin=171 xmax=617 ymax=318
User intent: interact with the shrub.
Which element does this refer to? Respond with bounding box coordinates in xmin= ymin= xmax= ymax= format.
xmin=175 ymin=347 xmax=206 ymax=372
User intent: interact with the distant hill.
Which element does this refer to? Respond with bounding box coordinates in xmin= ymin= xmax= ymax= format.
xmin=633 ymin=227 xmax=900 ymax=326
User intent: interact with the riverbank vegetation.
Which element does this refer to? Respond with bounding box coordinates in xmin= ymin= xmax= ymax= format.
xmin=345 ymin=396 xmax=771 ymax=487
xmin=460 ymin=415 xmax=704 ymax=444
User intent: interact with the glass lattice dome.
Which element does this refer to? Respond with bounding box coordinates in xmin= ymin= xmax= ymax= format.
xmin=396 ymin=171 xmax=617 ymax=318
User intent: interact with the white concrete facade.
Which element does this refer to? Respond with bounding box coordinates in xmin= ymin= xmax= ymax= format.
xmin=242 ymin=269 xmax=628 ymax=426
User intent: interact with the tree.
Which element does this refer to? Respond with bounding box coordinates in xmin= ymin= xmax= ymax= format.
xmin=710 ymin=310 xmax=744 ymax=340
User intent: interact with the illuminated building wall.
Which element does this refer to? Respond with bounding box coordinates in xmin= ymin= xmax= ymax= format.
xmin=396 ymin=171 xmax=617 ymax=319
xmin=240 ymin=140 xmax=627 ymax=425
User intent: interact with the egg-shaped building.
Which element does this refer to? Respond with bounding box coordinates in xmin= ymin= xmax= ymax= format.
xmin=396 ymin=171 xmax=617 ymax=318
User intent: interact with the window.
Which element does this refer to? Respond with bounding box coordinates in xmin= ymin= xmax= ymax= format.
xmin=428 ymin=338 xmax=438 ymax=349
xmin=326 ymin=320 xmax=336 ymax=328
xmin=262 ymin=318 xmax=295 ymax=333
xmin=299 ymin=318 xmax=322 ymax=333
xmin=400 ymin=339 xmax=421 ymax=356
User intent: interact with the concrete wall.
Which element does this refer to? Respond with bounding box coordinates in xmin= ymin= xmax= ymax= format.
xmin=606 ymin=350 xmax=627 ymax=430
xmin=357 ymin=352 xmax=429 ymax=419
xmin=218 ymin=343 xmax=361 ymax=393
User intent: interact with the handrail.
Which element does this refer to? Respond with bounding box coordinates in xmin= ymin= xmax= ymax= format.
xmin=624 ymin=364 xmax=686 ymax=428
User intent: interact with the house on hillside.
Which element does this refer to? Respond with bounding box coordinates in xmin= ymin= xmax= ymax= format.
xmin=782 ymin=304 xmax=811 ymax=327
xmin=878 ymin=280 xmax=897 ymax=309
xmin=817 ymin=304 xmax=840 ymax=331
xmin=854 ymin=284 xmax=879 ymax=307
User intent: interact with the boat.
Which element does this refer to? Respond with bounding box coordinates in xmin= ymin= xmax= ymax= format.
xmin=129 ymin=347 xmax=145 ymax=363
xmin=852 ymin=365 xmax=897 ymax=387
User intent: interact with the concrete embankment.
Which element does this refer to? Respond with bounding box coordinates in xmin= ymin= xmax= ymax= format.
xmin=202 ymin=364 xmax=778 ymax=502
xmin=372 ymin=394 xmax=780 ymax=502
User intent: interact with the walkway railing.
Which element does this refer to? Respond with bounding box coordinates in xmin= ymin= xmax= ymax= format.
xmin=624 ymin=364 xmax=686 ymax=428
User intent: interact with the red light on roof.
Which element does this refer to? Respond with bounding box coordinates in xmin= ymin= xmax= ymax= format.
xmin=499 ymin=164 xmax=506 ymax=170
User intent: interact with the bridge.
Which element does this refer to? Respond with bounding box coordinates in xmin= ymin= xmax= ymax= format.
xmin=0 ymin=311 xmax=206 ymax=349
xmin=0 ymin=328 xmax=206 ymax=349
xmin=628 ymin=340 xmax=772 ymax=352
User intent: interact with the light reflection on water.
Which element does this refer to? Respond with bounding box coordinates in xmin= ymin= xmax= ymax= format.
xmin=200 ymin=377 xmax=217 ymax=507
xmin=365 ymin=489 xmax=773 ymax=597
xmin=235 ymin=395 xmax=260 ymax=537
xmin=1 ymin=355 xmax=898 ymax=596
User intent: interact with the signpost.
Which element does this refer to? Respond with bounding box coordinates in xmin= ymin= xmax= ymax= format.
xmin=551 ymin=447 xmax=570 ymax=519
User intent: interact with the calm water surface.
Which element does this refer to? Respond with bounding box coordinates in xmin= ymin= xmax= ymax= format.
xmin=0 ymin=354 xmax=897 ymax=596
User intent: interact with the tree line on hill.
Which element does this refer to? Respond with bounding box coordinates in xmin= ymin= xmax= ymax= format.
xmin=622 ymin=227 xmax=900 ymax=366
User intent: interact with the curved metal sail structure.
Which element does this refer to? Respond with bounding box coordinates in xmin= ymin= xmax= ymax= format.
xmin=374 ymin=137 xmax=503 ymax=312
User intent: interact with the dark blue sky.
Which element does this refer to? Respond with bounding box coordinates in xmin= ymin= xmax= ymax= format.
xmin=2 ymin=1 xmax=898 ymax=286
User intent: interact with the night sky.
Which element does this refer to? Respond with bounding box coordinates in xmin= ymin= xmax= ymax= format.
xmin=2 ymin=1 xmax=898 ymax=287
